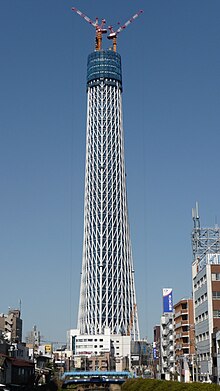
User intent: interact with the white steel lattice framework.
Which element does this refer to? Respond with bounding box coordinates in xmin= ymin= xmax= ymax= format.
xmin=192 ymin=202 xmax=220 ymax=266
xmin=77 ymin=51 xmax=140 ymax=340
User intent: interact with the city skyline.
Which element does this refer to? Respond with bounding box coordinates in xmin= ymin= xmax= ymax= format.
xmin=0 ymin=0 xmax=220 ymax=343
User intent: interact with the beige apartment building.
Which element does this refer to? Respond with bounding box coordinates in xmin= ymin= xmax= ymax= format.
xmin=174 ymin=298 xmax=195 ymax=382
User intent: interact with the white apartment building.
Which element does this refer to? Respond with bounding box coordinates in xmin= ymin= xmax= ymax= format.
xmin=160 ymin=313 xmax=175 ymax=380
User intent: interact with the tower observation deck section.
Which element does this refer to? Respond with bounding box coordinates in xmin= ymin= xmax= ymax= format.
xmin=77 ymin=50 xmax=140 ymax=340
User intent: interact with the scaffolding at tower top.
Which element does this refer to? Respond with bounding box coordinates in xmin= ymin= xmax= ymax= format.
xmin=72 ymin=7 xmax=143 ymax=52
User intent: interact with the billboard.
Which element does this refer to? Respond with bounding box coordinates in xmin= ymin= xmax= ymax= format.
xmin=45 ymin=344 xmax=52 ymax=354
xmin=163 ymin=288 xmax=173 ymax=313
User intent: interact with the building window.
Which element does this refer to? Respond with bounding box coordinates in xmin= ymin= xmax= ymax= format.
xmin=212 ymin=273 xmax=220 ymax=281
xmin=213 ymin=310 xmax=220 ymax=318
xmin=213 ymin=291 xmax=220 ymax=299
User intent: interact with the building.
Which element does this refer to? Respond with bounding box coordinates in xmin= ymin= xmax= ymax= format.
xmin=0 ymin=331 xmax=10 ymax=355
xmin=160 ymin=313 xmax=174 ymax=380
xmin=0 ymin=309 xmax=22 ymax=343
xmin=74 ymin=9 xmax=140 ymax=344
xmin=192 ymin=203 xmax=220 ymax=382
xmin=153 ymin=325 xmax=161 ymax=378
xmin=159 ymin=289 xmax=175 ymax=380
xmin=72 ymin=328 xmax=131 ymax=371
xmin=130 ymin=339 xmax=152 ymax=376
xmin=0 ymin=353 xmax=34 ymax=388
xmin=85 ymin=352 xmax=112 ymax=371
xmin=215 ymin=330 xmax=220 ymax=384
xmin=174 ymin=298 xmax=195 ymax=382
xmin=25 ymin=325 xmax=41 ymax=346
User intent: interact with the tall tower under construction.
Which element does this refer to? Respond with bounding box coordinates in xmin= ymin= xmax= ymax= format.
xmin=73 ymin=8 xmax=141 ymax=341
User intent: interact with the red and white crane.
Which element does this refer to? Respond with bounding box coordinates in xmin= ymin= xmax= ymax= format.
xmin=72 ymin=7 xmax=143 ymax=52
xmin=72 ymin=7 xmax=107 ymax=51
xmin=107 ymin=10 xmax=144 ymax=52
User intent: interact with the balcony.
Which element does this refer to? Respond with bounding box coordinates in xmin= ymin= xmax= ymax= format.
xmin=182 ymin=343 xmax=189 ymax=348
xmin=175 ymin=311 xmax=181 ymax=319
xmin=175 ymin=321 xmax=189 ymax=329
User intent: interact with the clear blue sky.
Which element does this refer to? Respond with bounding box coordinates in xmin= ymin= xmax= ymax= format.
xmin=0 ymin=0 xmax=220 ymax=343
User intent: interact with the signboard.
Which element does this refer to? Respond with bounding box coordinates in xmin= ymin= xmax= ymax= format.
xmin=131 ymin=355 xmax=139 ymax=361
xmin=45 ymin=344 xmax=52 ymax=354
xmin=163 ymin=288 xmax=173 ymax=313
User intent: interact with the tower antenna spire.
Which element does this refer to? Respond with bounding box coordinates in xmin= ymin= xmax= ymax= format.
xmin=107 ymin=10 xmax=144 ymax=52
xmin=72 ymin=7 xmax=107 ymax=51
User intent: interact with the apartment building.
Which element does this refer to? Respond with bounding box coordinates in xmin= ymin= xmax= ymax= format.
xmin=192 ymin=256 xmax=220 ymax=382
xmin=174 ymin=298 xmax=195 ymax=382
xmin=160 ymin=313 xmax=174 ymax=379
xmin=160 ymin=289 xmax=175 ymax=380
xmin=0 ymin=309 xmax=22 ymax=343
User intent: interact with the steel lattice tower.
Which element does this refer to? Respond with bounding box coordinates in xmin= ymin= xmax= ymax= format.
xmin=74 ymin=9 xmax=141 ymax=341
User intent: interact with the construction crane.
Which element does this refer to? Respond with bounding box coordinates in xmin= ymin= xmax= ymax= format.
xmin=72 ymin=7 xmax=107 ymax=51
xmin=107 ymin=10 xmax=144 ymax=52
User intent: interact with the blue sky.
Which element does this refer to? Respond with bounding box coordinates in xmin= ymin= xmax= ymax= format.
xmin=0 ymin=0 xmax=220 ymax=343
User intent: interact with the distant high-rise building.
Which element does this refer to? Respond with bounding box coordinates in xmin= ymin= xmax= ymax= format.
xmin=25 ymin=325 xmax=41 ymax=345
xmin=75 ymin=9 xmax=140 ymax=341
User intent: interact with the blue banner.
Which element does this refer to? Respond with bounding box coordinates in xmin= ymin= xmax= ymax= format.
xmin=163 ymin=288 xmax=173 ymax=313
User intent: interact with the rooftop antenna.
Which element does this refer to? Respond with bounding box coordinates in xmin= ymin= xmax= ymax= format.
xmin=192 ymin=201 xmax=200 ymax=229
xmin=107 ymin=10 xmax=144 ymax=52
xmin=72 ymin=7 xmax=107 ymax=51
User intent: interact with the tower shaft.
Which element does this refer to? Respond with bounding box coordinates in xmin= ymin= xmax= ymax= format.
xmin=78 ymin=51 xmax=139 ymax=340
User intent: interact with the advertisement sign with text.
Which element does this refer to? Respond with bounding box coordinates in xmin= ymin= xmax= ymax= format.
xmin=163 ymin=288 xmax=173 ymax=313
